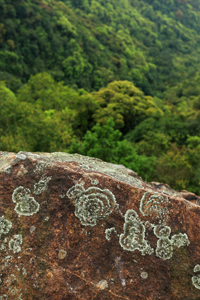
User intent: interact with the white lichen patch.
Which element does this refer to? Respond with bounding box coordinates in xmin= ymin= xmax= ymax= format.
xmin=33 ymin=174 xmax=52 ymax=195
xmin=105 ymin=227 xmax=118 ymax=241
xmin=96 ymin=280 xmax=108 ymax=290
xmin=16 ymin=153 xmax=27 ymax=160
xmin=9 ymin=234 xmax=23 ymax=253
xmin=67 ymin=184 xmax=117 ymax=226
xmin=12 ymin=186 xmax=40 ymax=216
xmin=30 ymin=226 xmax=36 ymax=234
xmin=0 ymin=216 xmax=12 ymax=237
xmin=155 ymin=237 xmax=173 ymax=260
xmin=22 ymin=267 xmax=27 ymax=275
xmin=194 ymin=264 xmax=200 ymax=273
xmin=5 ymin=255 xmax=12 ymax=267
xmin=119 ymin=209 xmax=154 ymax=256
xmin=59 ymin=194 xmax=65 ymax=199
xmin=154 ymin=225 xmax=171 ymax=238
xmin=171 ymin=233 xmax=190 ymax=248
xmin=0 ymin=295 xmax=8 ymax=299
xmin=192 ymin=264 xmax=200 ymax=289
xmin=141 ymin=271 xmax=148 ymax=279
xmin=4 ymin=166 xmax=12 ymax=174
xmin=140 ymin=192 xmax=169 ymax=225
xmin=58 ymin=249 xmax=67 ymax=259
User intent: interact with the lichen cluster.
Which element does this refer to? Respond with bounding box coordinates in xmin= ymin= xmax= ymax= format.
xmin=33 ymin=174 xmax=52 ymax=195
xmin=140 ymin=192 xmax=169 ymax=225
xmin=12 ymin=186 xmax=40 ymax=216
xmin=119 ymin=209 xmax=154 ymax=256
xmin=105 ymin=227 xmax=118 ymax=241
xmin=9 ymin=234 xmax=23 ymax=253
xmin=0 ymin=216 xmax=12 ymax=238
xmin=67 ymin=184 xmax=117 ymax=226
xmin=192 ymin=264 xmax=200 ymax=289
xmin=67 ymin=185 xmax=190 ymax=261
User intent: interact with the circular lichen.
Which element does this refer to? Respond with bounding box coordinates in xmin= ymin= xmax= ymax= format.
xmin=154 ymin=225 xmax=171 ymax=238
xmin=67 ymin=185 xmax=117 ymax=226
xmin=140 ymin=192 xmax=169 ymax=225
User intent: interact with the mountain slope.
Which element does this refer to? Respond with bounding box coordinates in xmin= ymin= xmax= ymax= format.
xmin=0 ymin=0 xmax=200 ymax=98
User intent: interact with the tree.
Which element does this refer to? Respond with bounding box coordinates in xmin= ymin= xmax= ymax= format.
xmin=69 ymin=118 xmax=155 ymax=179
xmin=91 ymin=80 xmax=162 ymax=133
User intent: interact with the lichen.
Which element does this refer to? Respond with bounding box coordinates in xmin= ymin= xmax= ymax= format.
xmin=155 ymin=237 xmax=173 ymax=260
xmin=141 ymin=271 xmax=148 ymax=279
xmin=105 ymin=227 xmax=118 ymax=241
xmin=4 ymin=166 xmax=12 ymax=174
xmin=171 ymin=233 xmax=190 ymax=248
xmin=30 ymin=226 xmax=36 ymax=234
xmin=154 ymin=225 xmax=171 ymax=238
xmin=58 ymin=249 xmax=67 ymax=259
xmin=119 ymin=209 xmax=154 ymax=255
xmin=0 ymin=216 xmax=12 ymax=237
xmin=16 ymin=153 xmax=27 ymax=160
xmin=5 ymin=255 xmax=12 ymax=267
xmin=12 ymin=186 xmax=40 ymax=216
xmin=67 ymin=184 xmax=117 ymax=226
xmin=140 ymin=192 xmax=169 ymax=225
xmin=33 ymin=174 xmax=52 ymax=195
xmin=192 ymin=264 xmax=200 ymax=289
xmin=9 ymin=234 xmax=23 ymax=253
xmin=194 ymin=264 xmax=200 ymax=273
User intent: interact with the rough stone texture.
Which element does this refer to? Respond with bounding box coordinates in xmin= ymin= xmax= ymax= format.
xmin=1 ymin=151 xmax=200 ymax=299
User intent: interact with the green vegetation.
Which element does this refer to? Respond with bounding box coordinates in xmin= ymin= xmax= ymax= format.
xmin=1 ymin=0 xmax=200 ymax=194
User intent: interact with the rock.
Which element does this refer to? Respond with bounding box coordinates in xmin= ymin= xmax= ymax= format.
xmin=0 ymin=151 xmax=200 ymax=299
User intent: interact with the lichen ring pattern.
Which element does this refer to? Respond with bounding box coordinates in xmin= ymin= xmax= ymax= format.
xmin=67 ymin=184 xmax=117 ymax=226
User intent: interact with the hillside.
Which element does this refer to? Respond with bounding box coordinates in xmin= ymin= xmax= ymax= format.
xmin=0 ymin=0 xmax=200 ymax=97
xmin=1 ymin=0 xmax=200 ymax=194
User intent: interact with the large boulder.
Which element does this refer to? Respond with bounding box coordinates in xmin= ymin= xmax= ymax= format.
xmin=0 ymin=151 xmax=200 ymax=300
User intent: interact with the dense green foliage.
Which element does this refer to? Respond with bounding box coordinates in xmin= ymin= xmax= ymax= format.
xmin=1 ymin=0 xmax=200 ymax=194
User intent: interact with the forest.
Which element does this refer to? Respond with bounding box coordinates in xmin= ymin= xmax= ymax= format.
xmin=1 ymin=0 xmax=200 ymax=194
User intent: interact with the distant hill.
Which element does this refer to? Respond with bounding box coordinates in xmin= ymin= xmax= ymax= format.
xmin=0 ymin=0 xmax=200 ymax=98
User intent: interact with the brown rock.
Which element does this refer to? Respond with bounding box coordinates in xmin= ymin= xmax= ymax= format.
xmin=0 ymin=151 xmax=200 ymax=299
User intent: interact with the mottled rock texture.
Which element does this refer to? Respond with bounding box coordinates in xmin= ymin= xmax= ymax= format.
xmin=1 ymin=151 xmax=200 ymax=300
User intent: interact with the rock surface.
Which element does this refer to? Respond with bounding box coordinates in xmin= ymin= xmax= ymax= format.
xmin=0 ymin=151 xmax=200 ymax=299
